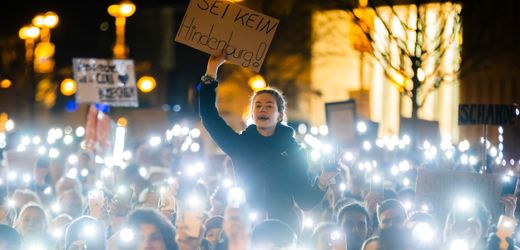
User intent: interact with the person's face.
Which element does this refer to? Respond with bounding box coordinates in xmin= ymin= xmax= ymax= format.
xmin=19 ymin=208 xmax=46 ymax=236
xmin=379 ymin=208 xmax=406 ymax=229
xmin=205 ymin=228 xmax=222 ymax=245
xmin=341 ymin=212 xmax=369 ymax=249
xmin=252 ymin=93 xmax=282 ymax=130
xmin=136 ymin=224 xmax=166 ymax=250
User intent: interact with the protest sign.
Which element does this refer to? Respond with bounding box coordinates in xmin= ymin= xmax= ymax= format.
xmin=458 ymin=104 xmax=518 ymax=125
xmin=416 ymin=169 xmax=504 ymax=222
xmin=175 ymin=0 xmax=279 ymax=72
xmin=325 ymin=100 xmax=358 ymax=147
xmin=73 ymin=58 xmax=138 ymax=107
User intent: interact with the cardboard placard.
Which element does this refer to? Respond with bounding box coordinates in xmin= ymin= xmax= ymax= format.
xmin=175 ymin=0 xmax=279 ymax=72
xmin=73 ymin=58 xmax=138 ymax=107
xmin=416 ymin=169 xmax=503 ymax=222
xmin=325 ymin=100 xmax=358 ymax=146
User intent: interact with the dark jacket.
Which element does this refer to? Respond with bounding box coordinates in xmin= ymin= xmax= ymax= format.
xmin=199 ymin=81 xmax=326 ymax=232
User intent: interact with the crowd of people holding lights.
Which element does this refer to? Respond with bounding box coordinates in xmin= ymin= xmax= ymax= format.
xmin=0 ymin=55 xmax=519 ymax=250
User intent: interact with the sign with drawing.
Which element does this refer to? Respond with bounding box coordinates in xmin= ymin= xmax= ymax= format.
xmin=73 ymin=58 xmax=138 ymax=107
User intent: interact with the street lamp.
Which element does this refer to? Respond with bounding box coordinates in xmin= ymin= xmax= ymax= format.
xmin=1 ymin=79 xmax=12 ymax=89
xmin=18 ymin=25 xmax=40 ymax=63
xmin=248 ymin=75 xmax=266 ymax=92
xmin=60 ymin=78 xmax=77 ymax=96
xmin=108 ymin=1 xmax=136 ymax=59
xmin=32 ymin=11 xmax=59 ymax=73
xmin=137 ymin=76 xmax=156 ymax=93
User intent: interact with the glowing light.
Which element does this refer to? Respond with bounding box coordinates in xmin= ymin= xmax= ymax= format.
xmin=510 ymin=159 xmax=515 ymax=166
xmin=468 ymin=155 xmax=478 ymax=166
xmin=343 ymin=151 xmax=354 ymax=162
xmin=403 ymin=201 xmax=413 ymax=210
xmin=75 ymin=126 xmax=85 ymax=137
xmin=44 ymin=187 xmax=52 ymax=195
xmin=249 ymin=212 xmax=258 ymax=221
xmin=17 ymin=144 xmax=26 ymax=152
xmin=49 ymin=148 xmax=60 ymax=158
xmin=310 ymin=126 xmax=319 ymax=135
xmin=52 ymin=229 xmax=63 ymax=239
xmin=331 ymin=231 xmax=341 ymax=241
xmin=456 ymin=198 xmax=472 ymax=211
xmin=149 ymin=136 xmax=161 ymax=147
xmin=101 ymin=168 xmax=112 ymax=177
xmin=120 ymin=227 xmax=134 ymax=242
xmin=458 ymin=140 xmax=470 ymax=152
xmin=499 ymin=135 xmax=504 ymax=143
xmin=248 ymin=75 xmax=266 ymax=91
xmin=123 ymin=150 xmax=132 ymax=161
xmin=95 ymin=181 xmax=104 ymax=189
xmin=498 ymin=126 xmax=503 ymax=134
xmin=7 ymin=199 xmax=16 ymax=207
xmin=63 ymin=135 xmax=74 ymax=145
xmin=402 ymin=135 xmax=411 ymax=145
xmin=83 ymin=225 xmax=96 ymax=236
xmin=402 ymin=177 xmax=410 ymax=186
xmin=137 ymin=76 xmax=157 ymax=93
xmin=310 ymin=150 xmax=321 ymax=162
xmin=139 ymin=167 xmax=147 ymax=177
xmin=391 ymin=165 xmax=399 ymax=176
xmin=450 ymin=239 xmax=469 ymax=250
xmin=51 ymin=203 xmax=61 ymax=213
xmin=423 ymin=140 xmax=431 ymax=150
xmin=23 ymin=174 xmax=31 ymax=183
xmin=319 ymin=125 xmax=328 ymax=136
xmin=0 ymin=79 xmax=12 ymax=89
xmin=304 ymin=218 xmax=314 ymax=229
xmin=8 ymin=171 xmax=17 ymax=180
xmin=398 ymin=160 xmax=411 ymax=172
xmin=22 ymin=136 xmax=31 ymax=145
xmin=362 ymin=141 xmax=372 ymax=151
xmin=32 ymin=136 xmax=41 ymax=145
xmin=223 ymin=178 xmax=233 ymax=188
xmin=297 ymin=124 xmax=307 ymax=134
xmin=421 ymin=204 xmax=429 ymax=212
xmin=5 ymin=119 xmax=15 ymax=131
xmin=445 ymin=150 xmax=454 ymax=159
xmin=357 ymin=121 xmax=367 ymax=134
xmin=66 ymin=168 xmax=78 ymax=179
xmin=81 ymin=169 xmax=89 ymax=177
xmin=372 ymin=174 xmax=382 ymax=183
xmin=190 ymin=143 xmax=200 ymax=152
xmin=188 ymin=195 xmax=201 ymax=208
xmin=413 ymin=222 xmax=434 ymax=242
xmin=190 ymin=128 xmax=201 ymax=138
xmin=339 ymin=183 xmax=347 ymax=191
xmin=460 ymin=154 xmax=469 ymax=165
xmin=60 ymin=78 xmax=77 ymax=96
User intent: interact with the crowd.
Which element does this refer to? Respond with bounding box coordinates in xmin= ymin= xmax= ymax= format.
xmin=0 ymin=57 xmax=518 ymax=250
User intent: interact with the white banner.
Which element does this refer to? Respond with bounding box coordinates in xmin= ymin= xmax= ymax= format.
xmin=73 ymin=58 xmax=138 ymax=107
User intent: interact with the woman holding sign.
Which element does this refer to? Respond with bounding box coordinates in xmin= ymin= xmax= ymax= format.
xmin=199 ymin=54 xmax=336 ymax=233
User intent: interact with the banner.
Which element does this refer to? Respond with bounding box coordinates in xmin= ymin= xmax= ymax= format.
xmin=416 ymin=169 xmax=504 ymax=222
xmin=458 ymin=104 xmax=518 ymax=125
xmin=73 ymin=58 xmax=138 ymax=107
xmin=175 ymin=0 xmax=279 ymax=72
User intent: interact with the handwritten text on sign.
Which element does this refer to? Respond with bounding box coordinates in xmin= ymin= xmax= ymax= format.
xmin=175 ymin=0 xmax=279 ymax=72
xmin=73 ymin=58 xmax=138 ymax=107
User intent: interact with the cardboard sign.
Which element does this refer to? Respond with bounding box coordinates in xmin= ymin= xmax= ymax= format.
xmin=175 ymin=0 xmax=279 ymax=72
xmin=325 ymin=100 xmax=358 ymax=147
xmin=73 ymin=58 xmax=138 ymax=107
xmin=416 ymin=169 xmax=504 ymax=222
xmin=458 ymin=104 xmax=517 ymax=125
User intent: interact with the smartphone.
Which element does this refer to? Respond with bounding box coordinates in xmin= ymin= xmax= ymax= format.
xmin=178 ymin=203 xmax=204 ymax=238
xmin=496 ymin=215 xmax=517 ymax=250
xmin=501 ymin=176 xmax=518 ymax=196
xmin=159 ymin=186 xmax=176 ymax=211
xmin=88 ymin=190 xmax=105 ymax=217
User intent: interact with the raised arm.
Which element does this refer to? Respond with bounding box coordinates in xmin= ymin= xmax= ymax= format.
xmin=199 ymin=55 xmax=241 ymax=156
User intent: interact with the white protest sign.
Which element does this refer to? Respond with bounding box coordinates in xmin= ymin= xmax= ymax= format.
xmin=73 ymin=58 xmax=138 ymax=107
xmin=175 ymin=0 xmax=279 ymax=72
xmin=415 ymin=169 xmax=504 ymax=221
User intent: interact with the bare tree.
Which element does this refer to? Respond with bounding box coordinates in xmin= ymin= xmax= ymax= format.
xmin=341 ymin=0 xmax=462 ymax=120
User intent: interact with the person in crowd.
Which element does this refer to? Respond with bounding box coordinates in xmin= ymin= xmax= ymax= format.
xmin=11 ymin=188 xmax=42 ymax=211
xmin=208 ymin=186 xmax=227 ymax=217
xmin=443 ymin=200 xmax=492 ymax=250
xmin=0 ymin=224 xmax=23 ymax=250
xmin=55 ymin=176 xmax=83 ymax=198
xmin=64 ymin=215 xmax=107 ymax=250
xmin=204 ymin=216 xmax=224 ymax=247
xmin=14 ymin=202 xmax=53 ymax=248
xmin=338 ymin=202 xmax=372 ymax=250
xmin=376 ymin=199 xmax=408 ymax=230
xmin=250 ymin=219 xmax=297 ymax=250
xmin=311 ymin=222 xmax=347 ymax=250
xmin=118 ymin=208 xmax=178 ymax=250
xmin=199 ymin=54 xmax=336 ymax=233
xmin=58 ymin=189 xmax=83 ymax=219
xmin=0 ymin=199 xmax=17 ymax=225
xmin=50 ymin=214 xmax=74 ymax=249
